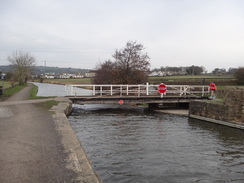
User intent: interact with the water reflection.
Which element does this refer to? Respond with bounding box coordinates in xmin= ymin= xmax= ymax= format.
xmin=31 ymin=82 xmax=91 ymax=96
xmin=188 ymin=118 xmax=244 ymax=143
xmin=69 ymin=104 xmax=244 ymax=183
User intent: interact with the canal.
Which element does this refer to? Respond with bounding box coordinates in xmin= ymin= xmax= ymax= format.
xmin=33 ymin=82 xmax=244 ymax=182
xmin=68 ymin=104 xmax=244 ymax=183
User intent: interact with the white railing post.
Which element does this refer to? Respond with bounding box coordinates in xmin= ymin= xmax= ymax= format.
xmin=92 ymin=85 xmax=95 ymax=95
xmin=146 ymin=83 xmax=149 ymax=95
xmin=120 ymin=85 xmax=122 ymax=97
xmin=110 ymin=85 xmax=113 ymax=96
xmin=127 ymin=85 xmax=129 ymax=95
xmin=138 ymin=85 xmax=140 ymax=97
xmin=100 ymin=86 xmax=102 ymax=96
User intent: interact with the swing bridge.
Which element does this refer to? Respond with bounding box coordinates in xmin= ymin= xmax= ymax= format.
xmin=65 ymin=84 xmax=210 ymax=107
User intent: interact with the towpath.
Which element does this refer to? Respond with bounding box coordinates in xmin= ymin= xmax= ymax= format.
xmin=0 ymin=84 xmax=99 ymax=183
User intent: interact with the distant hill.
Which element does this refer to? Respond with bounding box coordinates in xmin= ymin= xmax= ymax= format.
xmin=0 ymin=65 xmax=90 ymax=75
xmin=0 ymin=65 xmax=12 ymax=72
xmin=33 ymin=66 xmax=90 ymax=75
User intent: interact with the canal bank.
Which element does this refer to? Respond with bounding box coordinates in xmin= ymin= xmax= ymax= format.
xmin=189 ymin=87 xmax=244 ymax=130
xmin=50 ymin=100 xmax=100 ymax=182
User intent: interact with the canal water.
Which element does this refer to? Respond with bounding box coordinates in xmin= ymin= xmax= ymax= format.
xmin=32 ymin=82 xmax=244 ymax=182
xmin=69 ymin=104 xmax=244 ymax=183
xmin=31 ymin=82 xmax=91 ymax=97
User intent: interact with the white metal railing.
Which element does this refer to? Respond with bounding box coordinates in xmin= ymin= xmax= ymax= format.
xmin=65 ymin=83 xmax=210 ymax=97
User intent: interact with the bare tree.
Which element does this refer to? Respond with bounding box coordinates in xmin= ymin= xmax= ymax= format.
xmin=93 ymin=60 xmax=116 ymax=84
xmin=94 ymin=41 xmax=150 ymax=84
xmin=8 ymin=51 xmax=36 ymax=85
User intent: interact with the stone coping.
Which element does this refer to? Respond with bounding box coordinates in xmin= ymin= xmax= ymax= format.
xmin=50 ymin=99 xmax=100 ymax=183
xmin=189 ymin=114 xmax=244 ymax=130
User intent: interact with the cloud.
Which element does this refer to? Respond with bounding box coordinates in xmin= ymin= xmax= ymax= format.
xmin=0 ymin=0 xmax=244 ymax=72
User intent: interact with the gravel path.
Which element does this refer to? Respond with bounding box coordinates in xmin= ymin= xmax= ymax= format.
xmin=0 ymin=84 xmax=99 ymax=183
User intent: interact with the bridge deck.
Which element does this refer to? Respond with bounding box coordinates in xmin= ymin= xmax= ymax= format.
xmin=67 ymin=95 xmax=209 ymax=104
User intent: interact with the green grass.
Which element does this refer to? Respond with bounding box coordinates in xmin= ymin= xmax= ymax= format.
xmin=2 ymin=81 xmax=11 ymax=88
xmin=29 ymin=84 xmax=60 ymax=112
xmin=3 ymin=85 xmax=26 ymax=97
xmin=1 ymin=81 xmax=18 ymax=88
xmin=33 ymin=78 xmax=92 ymax=85
xmin=151 ymin=75 xmax=234 ymax=78
xmin=28 ymin=84 xmax=56 ymax=99
xmin=34 ymin=75 xmax=236 ymax=85
xmin=148 ymin=75 xmax=237 ymax=86
xmin=149 ymin=75 xmax=235 ymax=81
xmin=28 ymin=84 xmax=47 ymax=99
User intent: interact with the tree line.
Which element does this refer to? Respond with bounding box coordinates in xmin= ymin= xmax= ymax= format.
xmin=151 ymin=66 xmax=205 ymax=76
xmin=1 ymin=41 xmax=244 ymax=85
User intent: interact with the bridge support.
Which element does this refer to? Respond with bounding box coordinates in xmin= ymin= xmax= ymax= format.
xmin=148 ymin=103 xmax=159 ymax=110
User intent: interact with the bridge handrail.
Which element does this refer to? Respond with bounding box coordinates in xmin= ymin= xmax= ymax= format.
xmin=65 ymin=84 xmax=209 ymax=97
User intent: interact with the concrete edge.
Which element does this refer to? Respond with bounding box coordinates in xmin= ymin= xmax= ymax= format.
xmin=189 ymin=114 xmax=244 ymax=130
xmin=50 ymin=99 xmax=100 ymax=183
xmin=155 ymin=109 xmax=189 ymax=116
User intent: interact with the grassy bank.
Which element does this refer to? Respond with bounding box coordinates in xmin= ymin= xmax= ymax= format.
xmin=148 ymin=75 xmax=236 ymax=85
xmin=33 ymin=78 xmax=92 ymax=85
xmin=33 ymin=75 xmax=236 ymax=86
xmin=29 ymin=84 xmax=40 ymax=99
xmin=2 ymin=85 xmax=26 ymax=97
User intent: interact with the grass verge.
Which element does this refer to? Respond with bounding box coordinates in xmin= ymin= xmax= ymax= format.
xmin=29 ymin=84 xmax=38 ymax=99
xmin=28 ymin=83 xmax=54 ymax=99
xmin=3 ymin=85 xmax=26 ymax=97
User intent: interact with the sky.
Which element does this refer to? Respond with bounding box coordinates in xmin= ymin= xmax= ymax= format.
xmin=0 ymin=0 xmax=244 ymax=72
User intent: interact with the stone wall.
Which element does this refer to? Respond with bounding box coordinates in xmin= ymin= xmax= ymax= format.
xmin=189 ymin=87 xmax=244 ymax=123
xmin=224 ymin=87 xmax=244 ymax=121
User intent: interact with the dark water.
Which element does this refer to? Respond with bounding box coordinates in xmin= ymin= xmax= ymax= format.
xmin=68 ymin=104 xmax=244 ymax=183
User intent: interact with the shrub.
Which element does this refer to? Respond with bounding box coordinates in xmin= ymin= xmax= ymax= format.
xmin=234 ymin=67 xmax=244 ymax=85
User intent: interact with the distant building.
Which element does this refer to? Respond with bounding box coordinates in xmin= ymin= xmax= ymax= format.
xmin=59 ymin=73 xmax=73 ymax=79
xmin=85 ymin=70 xmax=96 ymax=78
xmin=72 ymin=73 xmax=84 ymax=78
xmin=42 ymin=73 xmax=56 ymax=79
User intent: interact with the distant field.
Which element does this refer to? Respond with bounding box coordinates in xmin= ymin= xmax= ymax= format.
xmin=36 ymin=75 xmax=236 ymax=86
xmin=149 ymin=75 xmax=234 ymax=80
xmin=2 ymin=81 xmax=18 ymax=88
xmin=35 ymin=78 xmax=92 ymax=85
xmin=149 ymin=75 xmax=236 ymax=85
